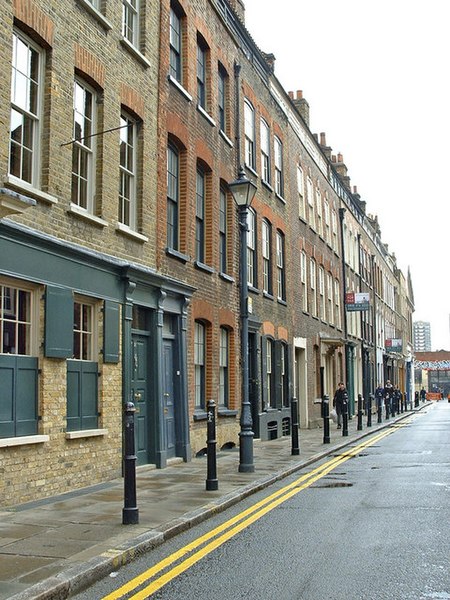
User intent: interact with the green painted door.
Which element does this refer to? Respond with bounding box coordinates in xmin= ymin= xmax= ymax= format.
xmin=163 ymin=340 xmax=175 ymax=458
xmin=132 ymin=334 xmax=150 ymax=465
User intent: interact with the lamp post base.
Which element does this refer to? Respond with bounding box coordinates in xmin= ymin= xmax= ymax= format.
xmin=238 ymin=431 xmax=254 ymax=473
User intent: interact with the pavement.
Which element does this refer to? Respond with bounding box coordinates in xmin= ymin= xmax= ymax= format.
xmin=0 ymin=403 xmax=430 ymax=600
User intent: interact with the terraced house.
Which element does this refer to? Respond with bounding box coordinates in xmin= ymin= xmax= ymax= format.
xmin=0 ymin=0 xmax=195 ymax=507
xmin=0 ymin=0 xmax=414 ymax=508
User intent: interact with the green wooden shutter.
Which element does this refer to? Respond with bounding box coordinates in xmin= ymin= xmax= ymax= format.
xmin=67 ymin=360 xmax=81 ymax=431
xmin=0 ymin=356 xmax=38 ymax=438
xmin=16 ymin=357 xmax=39 ymax=435
xmin=0 ymin=356 xmax=15 ymax=438
xmin=103 ymin=300 xmax=120 ymax=363
xmin=45 ymin=286 xmax=73 ymax=358
xmin=67 ymin=360 xmax=98 ymax=431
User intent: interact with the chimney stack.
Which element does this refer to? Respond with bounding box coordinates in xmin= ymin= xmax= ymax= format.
xmin=334 ymin=153 xmax=351 ymax=191
xmin=289 ymin=90 xmax=310 ymax=127
xmin=319 ymin=132 xmax=332 ymax=160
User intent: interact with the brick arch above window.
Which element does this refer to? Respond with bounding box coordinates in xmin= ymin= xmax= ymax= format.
xmin=120 ymin=84 xmax=144 ymax=120
xmin=14 ymin=1 xmax=54 ymax=47
xmin=74 ymin=45 xmax=105 ymax=89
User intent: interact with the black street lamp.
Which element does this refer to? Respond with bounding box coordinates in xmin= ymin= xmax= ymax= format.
xmin=229 ymin=167 xmax=257 ymax=473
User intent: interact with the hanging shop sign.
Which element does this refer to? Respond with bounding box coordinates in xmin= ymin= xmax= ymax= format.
xmin=345 ymin=292 xmax=370 ymax=311
xmin=385 ymin=338 xmax=403 ymax=352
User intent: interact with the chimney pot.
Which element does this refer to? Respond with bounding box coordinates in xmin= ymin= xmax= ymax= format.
xmin=296 ymin=90 xmax=303 ymax=99
xmin=288 ymin=91 xmax=294 ymax=99
xmin=337 ymin=153 xmax=343 ymax=163
xmin=320 ymin=132 xmax=327 ymax=146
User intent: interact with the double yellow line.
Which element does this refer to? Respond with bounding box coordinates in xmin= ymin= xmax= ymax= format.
xmin=103 ymin=423 xmax=410 ymax=599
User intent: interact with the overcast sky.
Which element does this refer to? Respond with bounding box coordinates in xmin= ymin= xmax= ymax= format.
xmin=244 ymin=0 xmax=450 ymax=351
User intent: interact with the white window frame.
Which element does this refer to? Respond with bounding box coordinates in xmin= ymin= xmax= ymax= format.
xmin=169 ymin=5 xmax=182 ymax=82
xmin=307 ymin=174 xmax=314 ymax=228
xmin=72 ymin=79 xmax=96 ymax=213
xmin=262 ymin=219 xmax=271 ymax=294
xmin=194 ymin=321 xmax=206 ymax=409
xmin=319 ymin=266 xmax=325 ymax=321
xmin=276 ymin=230 xmax=285 ymax=301
xmin=73 ymin=297 xmax=98 ymax=361
xmin=122 ymin=0 xmax=139 ymax=47
xmin=310 ymin=258 xmax=317 ymax=317
xmin=300 ymin=251 xmax=308 ymax=312
xmin=335 ymin=279 xmax=341 ymax=329
xmin=247 ymin=208 xmax=256 ymax=287
xmin=9 ymin=30 xmax=44 ymax=188
xmin=316 ymin=185 xmax=323 ymax=236
xmin=244 ymin=100 xmax=255 ymax=170
xmin=327 ymin=272 xmax=334 ymax=325
xmin=260 ymin=119 xmax=270 ymax=183
xmin=297 ymin=165 xmax=305 ymax=219
xmin=0 ymin=279 xmax=38 ymax=357
xmin=274 ymin=136 xmax=283 ymax=197
xmin=119 ymin=112 xmax=137 ymax=230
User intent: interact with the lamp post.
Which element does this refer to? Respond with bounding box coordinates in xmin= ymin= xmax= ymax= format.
xmin=229 ymin=167 xmax=257 ymax=473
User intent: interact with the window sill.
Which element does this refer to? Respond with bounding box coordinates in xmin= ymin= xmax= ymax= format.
xmin=277 ymin=298 xmax=287 ymax=306
xmin=116 ymin=222 xmax=148 ymax=242
xmin=0 ymin=187 xmax=36 ymax=219
xmin=219 ymin=272 xmax=235 ymax=283
xmin=120 ymin=37 xmax=151 ymax=68
xmin=194 ymin=261 xmax=215 ymax=274
xmin=5 ymin=175 xmax=58 ymax=205
xmin=275 ymin=192 xmax=286 ymax=204
xmin=261 ymin=180 xmax=273 ymax=193
xmin=217 ymin=408 xmax=238 ymax=418
xmin=193 ymin=410 xmax=208 ymax=421
xmin=76 ymin=0 xmax=112 ymax=30
xmin=168 ymin=75 xmax=193 ymax=102
xmin=166 ymin=247 xmax=190 ymax=263
xmin=244 ymin=165 xmax=259 ymax=179
xmin=263 ymin=291 xmax=274 ymax=300
xmin=219 ymin=130 xmax=233 ymax=147
xmin=248 ymin=285 xmax=260 ymax=295
xmin=0 ymin=435 xmax=49 ymax=448
xmin=65 ymin=428 xmax=108 ymax=439
xmin=69 ymin=204 xmax=108 ymax=227
xmin=197 ymin=105 xmax=216 ymax=127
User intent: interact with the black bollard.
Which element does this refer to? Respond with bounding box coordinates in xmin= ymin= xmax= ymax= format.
xmin=414 ymin=391 xmax=419 ymax=408
xmin=291 ymin=396 xmax=300 ymax=455
xmin=377 ymin=395 xmax=382 ymax=423
xmin=322 ymin=394 xmax=330 ymax=443
xmin=342 ymin=392 xmax=349 ymax=437
xmin=123 ymin=401 xmax=139 ymax=525
xmin=357 ymin=393 xmax=363 ymax=431
xmin=206 ymin=400 xmax=218 ymax=491
xmin=367 ymin=393 xmax=373 ymax=427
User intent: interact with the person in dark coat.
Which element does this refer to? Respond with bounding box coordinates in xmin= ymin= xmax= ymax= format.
xmin=333 ymin=382 xmax=347 ymax=429
xmin=384 ymin=380 xmax=394 ymax=417
xmin=375 ymin=383 xmax=384 ymax=412
xmin=420 ymin=387 xmax=426 ymax=402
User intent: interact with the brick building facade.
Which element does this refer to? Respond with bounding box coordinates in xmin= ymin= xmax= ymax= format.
xmin=0 ymin=0 xmax=414 ymax=508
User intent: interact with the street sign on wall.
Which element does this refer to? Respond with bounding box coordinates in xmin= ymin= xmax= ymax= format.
xmin=345 ymin=292 xmax=370 ymax=311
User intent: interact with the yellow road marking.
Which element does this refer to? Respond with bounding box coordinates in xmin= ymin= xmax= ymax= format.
xmin=103 ymin=426 xmax=399 ymax=599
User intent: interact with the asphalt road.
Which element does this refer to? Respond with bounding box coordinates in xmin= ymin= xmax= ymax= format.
xmin=74 ymin=402 xmax=450 ymax=600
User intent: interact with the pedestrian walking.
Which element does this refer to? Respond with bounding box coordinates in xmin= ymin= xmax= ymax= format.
xmin=420 ymin=387 xmax=426 ymax=402
xmin=384 ymin=380 xmax=394 ymax=417
xmin=375 ymin=383 xmax=384 ymax=411
xmin=333 ymin=382 xmax=347 ymax=429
